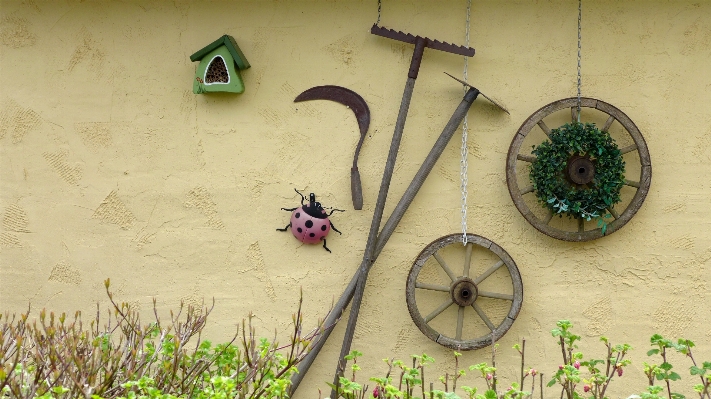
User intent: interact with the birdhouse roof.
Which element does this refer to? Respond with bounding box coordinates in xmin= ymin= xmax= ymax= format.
xmin=190 ymin=35 xmax=250 ymax=70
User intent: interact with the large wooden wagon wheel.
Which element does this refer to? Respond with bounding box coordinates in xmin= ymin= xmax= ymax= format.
xmin=506 ymin=97 xmax=652 ymax=241
xmin=406 ymin=234 xmax=523 ymax=350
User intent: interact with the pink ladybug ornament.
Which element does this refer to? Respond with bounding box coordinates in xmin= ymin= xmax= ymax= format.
xmin=277 ymin=189 xmax=343 ymax=252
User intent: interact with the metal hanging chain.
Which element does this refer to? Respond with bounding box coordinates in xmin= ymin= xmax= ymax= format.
xmin=376 ymin=0 xmax=382 ymax=25
xmin=460 ymin=0 xmax=472 ymax=245
xmin=576 ymin=0 xmax=582 ymax=123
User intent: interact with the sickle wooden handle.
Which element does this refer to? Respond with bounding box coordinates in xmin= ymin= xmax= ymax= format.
xmin=351 ymin=167 xmax=363 ymax=210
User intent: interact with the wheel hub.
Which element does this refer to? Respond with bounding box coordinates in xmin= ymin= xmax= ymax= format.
xmin=566 ymin=155 xmax=595 ymax=185
xmin=450 ymin=277 xmax=478 ymax=306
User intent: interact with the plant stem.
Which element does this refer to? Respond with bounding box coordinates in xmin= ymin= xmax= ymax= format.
xmin=420 ymin=363 xmax=426 ymax=399
xmin=520 ymin=339 xmax=526 ymax=388
xmin=559 ymin=336 xmax=568 ymax=365
xmin=489 ymin=334 xmax=498 ymax=394
xmin=599 ymin=351 xmax=623 ymax=399
xmin=662 ymin=348 xmax=672 ymax=399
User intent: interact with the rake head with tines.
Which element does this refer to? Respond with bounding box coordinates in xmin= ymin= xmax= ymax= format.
xmin=371 ymin=24 xmax=475 ymax=79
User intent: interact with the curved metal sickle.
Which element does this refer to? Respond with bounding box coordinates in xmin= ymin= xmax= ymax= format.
xmin=294 ymin=85 xmax=371 ymax=210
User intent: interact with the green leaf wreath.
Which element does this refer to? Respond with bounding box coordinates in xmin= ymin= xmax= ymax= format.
xmin=529 ymin=122 xmax=625 ymax=234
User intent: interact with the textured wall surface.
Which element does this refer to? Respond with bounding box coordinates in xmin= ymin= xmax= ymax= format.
xmin=1 ymin=0 xmax=710 ymax=397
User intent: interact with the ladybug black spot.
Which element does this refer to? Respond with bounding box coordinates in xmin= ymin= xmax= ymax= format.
xmin=309 ymin=233 xmax=315 ymax=238
xmin=305 ymin=220 xmax=313 ymax=228
xmin=297 ymin=227 xmax=303 ymax=233
xmin=321 ymin=225 xmax=327 ymax=231
xmin=295 ymin=212 xmax=300 ymax=218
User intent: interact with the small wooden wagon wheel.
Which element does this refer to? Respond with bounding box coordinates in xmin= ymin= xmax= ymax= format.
xmin=406 ymin=234 xmax=523 ymax=350
xmin=506 ymin=97 xmax=652 ymax=241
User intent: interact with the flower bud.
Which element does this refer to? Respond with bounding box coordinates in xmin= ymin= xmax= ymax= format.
xmin=617 ymin=367 xmax=623 ymax=377
xmin=373 ymin=387 xmax=379 ymax=398
xmin=486 ymin=373 xmax=493 ymax=380
xmin=573 ymin=361 xmax=580 ymax=370
xmin=559 ymin=365 xmax=564 ymax=370
xmin=530 ymin=369 xmax=537 ymax=376
xmin=583 ymin=385 xmax=591 ymax=393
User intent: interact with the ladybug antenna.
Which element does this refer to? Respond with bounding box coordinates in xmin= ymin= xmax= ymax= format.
xmin=294 ymin=188 xmax=307 ymax=205
xmin=327 ymin=208 xmax=345 ymax=216
xmin=309 ymin=193 xmax=316 ymax=205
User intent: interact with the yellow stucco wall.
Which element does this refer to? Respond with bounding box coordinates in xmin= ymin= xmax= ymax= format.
xmin=1 ymin=0 xmax=710 ymax=397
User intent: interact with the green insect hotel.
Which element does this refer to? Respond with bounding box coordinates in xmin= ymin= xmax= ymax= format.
xmin=190 ymin=35 xmax=250 ymax=94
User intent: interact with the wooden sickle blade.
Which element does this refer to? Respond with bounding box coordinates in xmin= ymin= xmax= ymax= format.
xmin=294 ymin=85 xmax=371 ymax=210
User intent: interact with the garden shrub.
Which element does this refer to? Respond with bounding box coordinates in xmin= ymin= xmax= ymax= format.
xmin=0 ymin=280 xmax=325 ymax=399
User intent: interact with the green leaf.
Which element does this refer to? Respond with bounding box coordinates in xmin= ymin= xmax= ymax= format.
xmin=647 ymin=349 xmax=660 ymax=356
xmin=650 ymin=334 xmax=665 ymax=344
xmin=668 ymin=372 xmax=682 ymax=381
xmin=484 ymin=390 xmax=497 ymax=399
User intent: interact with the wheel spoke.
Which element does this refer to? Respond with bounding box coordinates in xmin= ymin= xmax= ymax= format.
xmin=607 ymin=207 xmax=619 ymax=220
xmin=456 ymin=306 xmax=464 ymax=340
xmin=517 ymin=154 xmax=536 ymax=163
xmin=424 ymin=298 xmax=454 ymax=323
xmin=602 ymin=115 xmax=616 ymax=132
xmin=578 ymin=217 xmax=584 ymax=232
xmin=415 ymin=282 xmax=450 ymax=292
xmin=544 ymin=209 xmax=554 ymax=224
xmin=520 ymin=185 xmax=534 ymax=195
xmin=433 ymin=252 xmax=457 ymax=281
xmin=478 ymin=291 xmax=514 ymax=301
xmin=537 ymin=120 xmax=551 ymax=137
xmin=473 ymin=260 xmax=504 ymax=285
xmin=619 ymin=144 xmax=637 ymax=155
xmin=472 ymin=302 xmax=495 ymax=331
xmin=463 ymin=242 xmax=473 ymax=278
xmin=624 ymin=179 xmax=640 ymax=188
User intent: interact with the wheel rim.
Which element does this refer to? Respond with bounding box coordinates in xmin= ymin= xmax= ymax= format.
xmin=405 ymin=234 xmax=523 ymax=350
xmin=506 ymin=97 xmax=652 ymax=241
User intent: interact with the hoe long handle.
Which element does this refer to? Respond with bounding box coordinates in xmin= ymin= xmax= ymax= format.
xmin=373 ymin=87 xmax=481 ymax=257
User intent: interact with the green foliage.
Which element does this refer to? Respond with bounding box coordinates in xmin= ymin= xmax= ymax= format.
xmin=642 ymin=335 xmax=711 ymax=399
xmin=5 ymin=292 xmax=709 ymax=399
xmin=332 ymin=348 xmax=532 ymax=399
xmin=327 ymin=323 xmax=708 ymax=399
xmin=0 ymin=280 xmax=324 ymax=399
xmin=548 ymin=320 xmax=631 ymax=399
xmin=530 ymin=122 xmax=625 ymax=233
